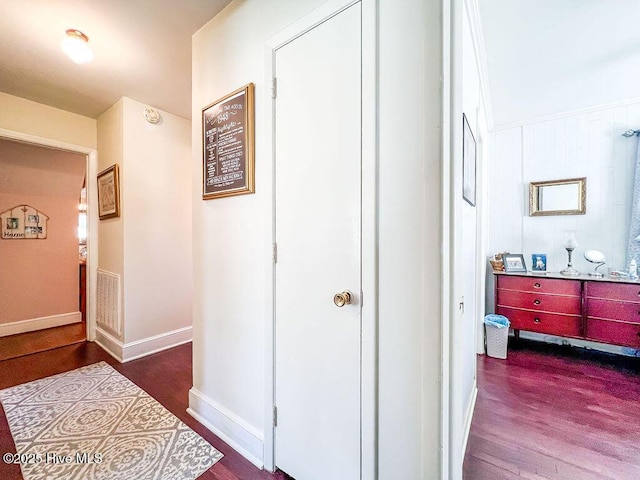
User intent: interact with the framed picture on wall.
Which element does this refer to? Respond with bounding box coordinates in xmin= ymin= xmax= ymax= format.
xmin=97 ymin=164 xmax=120 ymax=220
xmin=202 ymin=83 xmax=255 ymax=200
xmin=462 ymin=113 xmax=476 ymax=206
xmin=503 ymin=254 xmax=527 ymax=273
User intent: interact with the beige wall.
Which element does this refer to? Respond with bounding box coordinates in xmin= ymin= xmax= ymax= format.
xmin=0 ymin=139 xmax=85 ymax=324
xmin=191 ymin=1 xmax=327 ymax=464
xmin=121 ymin=97 xmax=192 ymax=344
xmin=0 ymin=92 xmax=97 ymax=149
xmin=97 ymin=99 xmax=125 ymax=339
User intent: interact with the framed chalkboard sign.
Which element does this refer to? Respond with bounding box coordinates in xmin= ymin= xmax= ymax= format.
xmin=202 ymin=83 xmax=255 ymax=200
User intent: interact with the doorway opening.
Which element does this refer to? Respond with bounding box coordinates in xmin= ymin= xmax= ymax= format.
xmin=0 ymin=129 xmax=98 ymax=360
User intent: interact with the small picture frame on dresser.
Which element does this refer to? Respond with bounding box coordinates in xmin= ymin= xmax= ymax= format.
xmin=531 ymin=253 xmax=547 ymax=273
xmin=503 ymin=254 xmax=527 ymax=273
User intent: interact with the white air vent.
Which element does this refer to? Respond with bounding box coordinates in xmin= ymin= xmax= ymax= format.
xmin=96 ymin=269 xmax=122 ymax=336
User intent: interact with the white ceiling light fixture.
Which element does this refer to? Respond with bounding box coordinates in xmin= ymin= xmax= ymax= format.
xmin=61 ymin=29 xmax=93 ymax=64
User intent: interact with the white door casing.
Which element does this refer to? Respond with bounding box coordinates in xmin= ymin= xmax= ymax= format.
xmin=273 ymin=3 xmax=362 ymax=479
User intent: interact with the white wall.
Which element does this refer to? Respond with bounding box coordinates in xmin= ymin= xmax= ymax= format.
xmin=487 ymin=100 xmax=640 ymax=290
xmin=456 ymin=0 xmax=489 ymax=463
xmin=443 ymin=0 xmax=490 ymax=475
xmin=378 ymin=1 xmax=442 ymax=478
xmin=191 ymin=0 xmax=445 ymax=477
xmin=461 ymin=0 xmax=480 ymax=395
xmin=479 ymin=1 xmax=640 ymax=127
xmin=96 ymin=97 xmax=192 ymax=359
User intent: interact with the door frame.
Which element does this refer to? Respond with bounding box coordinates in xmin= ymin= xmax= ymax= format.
xmin=263 ymin=0 xmax=377 ymax=476
xmin=0 ymin=127 xmax=99 ymax=342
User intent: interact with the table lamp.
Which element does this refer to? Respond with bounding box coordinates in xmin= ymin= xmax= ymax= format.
xmin=560 ymin=231 xmax=580 ymax=276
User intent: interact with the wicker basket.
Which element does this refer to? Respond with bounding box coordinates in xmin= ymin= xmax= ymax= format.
xmin=484 ymin=314 xmax=510 ymax=359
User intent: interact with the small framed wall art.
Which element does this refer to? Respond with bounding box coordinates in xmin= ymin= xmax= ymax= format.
xmin=1 ymin=205 xmax=48 ymax=239
xmin=462 ymin=113 xmax=476 ymax=206
xmin=202 ymin=83 xmax=255 ymax=200
xmin=503 ymin=253 xmax=527 ymax=273
xmin=97 ymin=164 xmax=120 ymax=220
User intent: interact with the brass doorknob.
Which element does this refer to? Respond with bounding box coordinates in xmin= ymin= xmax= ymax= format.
xmin=333 ymin=291 xmax=352 ymax=307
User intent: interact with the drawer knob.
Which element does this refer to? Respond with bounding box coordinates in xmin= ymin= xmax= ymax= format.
xmin=534 ymin=282 xmax=541 ymax=288
xmin=534 ymin=299 xmax=541 ymax=305
xmin=534 ymin=318 xmax=541 ymax=324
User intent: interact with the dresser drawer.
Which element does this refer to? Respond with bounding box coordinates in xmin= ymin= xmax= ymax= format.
xmin=497 ymin=306 xmax=582 ymax=337
xmin=585 ymin=318 xmax=640 ymax=348
xmin=585 ymin=298 xmax=640 ymax=324
xmin=586 ymin=281 xmax=640 ymax=303
xmin=497 ymin=275 xmax=581 ymax=296
xmin=496 ymin=290 xmax=581 ymax=315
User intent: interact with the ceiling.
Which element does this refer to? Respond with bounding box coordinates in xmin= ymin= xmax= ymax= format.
xmin=479 ymin=0 xmax=640 ymax=126
xmin=2 ymin=1 xmax=638 ymax=126
xmin=0 ymin=0 xmax=232 ymax=120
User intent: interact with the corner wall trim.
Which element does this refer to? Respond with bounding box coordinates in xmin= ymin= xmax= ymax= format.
xmin=95 ymin=325 xmax=192 ymax=363
xmin=121 ymin=326 xmax=192 ymax=362
xmin=95 ymin=327 xmax=124 ymax=362
xmin=188 ymin=388 xmax=264 ymax=469
xmin=0 ymin=311 xmax=81 ymax=337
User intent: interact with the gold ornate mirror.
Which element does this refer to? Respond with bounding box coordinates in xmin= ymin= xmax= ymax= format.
xmin=529 ymin=177 xmax=586 ymax=216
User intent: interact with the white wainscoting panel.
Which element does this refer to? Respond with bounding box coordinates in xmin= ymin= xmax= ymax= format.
xmin=488 ymin=100 xmax=640 ymax=277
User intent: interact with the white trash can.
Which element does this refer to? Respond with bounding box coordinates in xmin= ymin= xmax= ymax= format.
xmin=484 ymin=314 xmax=510 ymax=359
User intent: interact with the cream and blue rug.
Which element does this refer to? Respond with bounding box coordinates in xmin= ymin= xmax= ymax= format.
xmin=0 ymin=362 xmax=222 ymax=480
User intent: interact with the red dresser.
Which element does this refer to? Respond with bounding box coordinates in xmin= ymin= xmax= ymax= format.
xmin=584 ymin=282 xmax=640 ymax=349
xmin=495 ymin=273 xmax=640 ymax=349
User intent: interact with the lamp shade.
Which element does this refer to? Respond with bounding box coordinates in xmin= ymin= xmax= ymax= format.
xmin=61 ymin=29 xmax=93 ymax=64
xmin=563 ymin=230 xmax=579 ymax=249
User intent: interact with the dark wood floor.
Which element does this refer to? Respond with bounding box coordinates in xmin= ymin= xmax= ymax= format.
xmin=464 ymin=339 xmax=640 ymax=480
xmin=7 ymin=338 xmax=637 ymax=479
xmin=0 ymin=323 xmax=86 ymax=362
xmin=0 ymin=342 xmax=287 ymax=480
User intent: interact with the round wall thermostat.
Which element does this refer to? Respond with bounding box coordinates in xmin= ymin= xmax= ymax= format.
xmin=143 ymin=107 xmax=161 ymax=124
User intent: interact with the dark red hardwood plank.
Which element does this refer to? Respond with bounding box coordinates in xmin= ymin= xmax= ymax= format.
xmin=464 ymin=339 xmax=640 ymax=480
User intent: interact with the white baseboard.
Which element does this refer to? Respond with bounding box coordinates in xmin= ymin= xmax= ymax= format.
xmin=95 ymin=326 xmax=192 ymax=363
xmin=95 ymin=328 xmax=124 ymax=362
xmin=462 ymin=382 xmax=478 ymax=458
xmin=0 ymin=311 xmax=81 ymax=337
xmin=188 ymin=388 xmax=264 ymax=469
xmin=121 ymin=326 xmax=192 ymax=362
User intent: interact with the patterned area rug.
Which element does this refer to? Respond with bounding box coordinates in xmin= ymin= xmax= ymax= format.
xmin=0 ymin=362 xmax=223 ymax=480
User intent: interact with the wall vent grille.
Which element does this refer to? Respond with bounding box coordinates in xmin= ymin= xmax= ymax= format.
xmin=96 ymin=269 xmax=122 ymax=337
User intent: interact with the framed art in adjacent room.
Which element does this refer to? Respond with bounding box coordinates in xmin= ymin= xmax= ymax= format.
xmin=97 ymin=164 xmax=120 ymax=220
xmin=503 ymin=253 xmax=527 ymax=273
xmin=462 ymin=112 xmax=476 ymax=206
